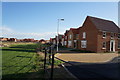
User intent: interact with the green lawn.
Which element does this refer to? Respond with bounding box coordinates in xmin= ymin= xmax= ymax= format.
xmin=2 ymin=43 xmax=44 ymax=79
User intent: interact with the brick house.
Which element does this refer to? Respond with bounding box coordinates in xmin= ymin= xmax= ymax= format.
xmin=78 ymin=16 xmax=120 ymax=53
xmin=64 ymin=30 xmax=69 ymax=47
xmin=50 ymin=38 xmax=53 ymax=43
xmin=61 ymin=35 xmax=64 ymax=46
xmin=39 ymin=39 xmax=46 ymax=44
xmin=0 ymin=37 xmax=8 ymax=42
xmin=23 ymin=38 xmax=34 ymax=42
xmin=50 ymin=38 xmax=56 ymax=45
xmin=50 ymin=34 xmax=63 ymax=46
xmin=54 ymin=34 xmax=63 ymax=46
xmin=67 ymin=28 xmax=80 ymax=48
xmin=46 ymin=40 xmax=50 ymax=43
xmin=8 ymin=38 xmax=17 ymax=42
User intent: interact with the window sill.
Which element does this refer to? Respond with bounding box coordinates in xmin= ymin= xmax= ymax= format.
xmin=81 ymin=47 xmax=86 ymax=48
xmin=102 ymin=48 xmax=106 ymax=49
xmin=102 ymin=37 xmax=106 ymax=39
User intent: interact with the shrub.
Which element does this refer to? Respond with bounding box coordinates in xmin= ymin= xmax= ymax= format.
xmin=70 ymin=49 xmax=95 ymax=53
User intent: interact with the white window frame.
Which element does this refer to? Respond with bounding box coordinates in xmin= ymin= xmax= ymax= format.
xmin=102 ymin=42 xmax=106 ymax=49
xmin=110 ymin=40 xmax=115 ymax=52
xmin=64 ymin=41 xmax=67 ymax=45
xmin=62 ymin=38 xmax=64 ymax=46
xmin=111 ymin=32 xmax=114 ymax=39
xmin=53 ymin=40 xmax=56 ymax=44
xmin=118 ymin=41 xmax=120 ymax=49
xmin=65 ymin=36 xmax=67 ymax=39
xmin=103 ymin=31 xmax=106 ymax=38
xmin=74 ymin=40 xmax=77 ymax=42
xmin=69 ymin=35 xmax=72 ymax=39
xmin=118 ymin=33 xmax=120 ymax=39
xmin=81 ymin=40 xmax=87 ymax=48
xmin=83 ymin=32 xmax=86 ymax=39
xmin=68 ymin=41 xmax=72 ymax=47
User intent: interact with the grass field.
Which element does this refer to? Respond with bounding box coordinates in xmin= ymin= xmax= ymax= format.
xmin=2 ymin=43 xmax=44 ymax=79
xmin=1 ymin=42 xmax=76 ymax=79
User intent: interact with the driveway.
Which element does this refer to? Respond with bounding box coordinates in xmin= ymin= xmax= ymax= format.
xmin=56 ymin=53 xmax=118 ymax=63
xmin=62 ymin=56 xmax=120 ymax=80
xmin=56 ymin=53 xmax=120 ymax=80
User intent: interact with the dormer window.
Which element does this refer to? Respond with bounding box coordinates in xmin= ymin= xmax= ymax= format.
xmin=103 ymin=31 xmax=106 ymax=38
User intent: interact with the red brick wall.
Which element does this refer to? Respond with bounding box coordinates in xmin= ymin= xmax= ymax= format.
xmin=67 ymin=30 xmax=79 ymax=48
xmin=97 ymin=31 xmax=120 ymax=52
xmin=78 ymin=17 xmax=98 ymax=52
xmin=67 ymin=30 xmax=73 ymax=48
xmin=66 ymin=16 xmax=120 ymax=53
xmin=78 ymin=17 xmax=120 ymax=53
xmin=64 ymin=35 xmax=68 ymax=47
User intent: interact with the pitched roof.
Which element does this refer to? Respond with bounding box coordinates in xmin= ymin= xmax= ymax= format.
xmin=70 ymin=27 xmax=81 ymax=34
xmin=64 ymin=30 xmax=69 ymax=36
xmin=88 ymin=16 xmax=120 ymax=33
xmin=50 ymin=38 xmax=56 ymax=41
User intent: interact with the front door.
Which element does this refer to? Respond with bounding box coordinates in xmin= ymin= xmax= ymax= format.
xmin=74 ymin=42 xmax=76 ymax=48
xmin=110 ymin=40 xmax=115 ymax=52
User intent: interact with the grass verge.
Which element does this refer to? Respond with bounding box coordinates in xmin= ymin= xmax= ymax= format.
xmin=2 ymin=43 xmax=44 ymax=79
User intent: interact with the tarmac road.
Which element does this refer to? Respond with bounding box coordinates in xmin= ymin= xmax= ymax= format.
xmin=63 ymin=56 xmax=120 ymax=80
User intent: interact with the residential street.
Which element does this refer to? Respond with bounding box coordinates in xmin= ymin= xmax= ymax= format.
xmin=63 ymin=56 xmax=120 ymax=80
xmin=2 ymin=2 xmax=120 ymax=80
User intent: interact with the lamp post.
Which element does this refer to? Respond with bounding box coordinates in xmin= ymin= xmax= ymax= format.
xmin=57 ymin=18 xmax=64 ymax=52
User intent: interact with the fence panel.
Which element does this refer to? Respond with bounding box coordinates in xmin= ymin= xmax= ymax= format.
xmin=42 ymin=45 xmax=56 ymax=80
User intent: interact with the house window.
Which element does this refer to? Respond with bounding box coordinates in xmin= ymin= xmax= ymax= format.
xmin=81 ymin=40 xmax=87 ymax=48
xmin=62 ymin=38 xmax=64 ymax=46
xmin=83 ymin=32 xmax=86 ymax=38
xmin=69 ymin=35 xmax=72 ymax=39
xmin=68 ymin=41 xmax=72 ymax=47
xmin=53 ymin=40 xmax=56 ymax=44
xmin=103 ymin=31 xmax=106 ymax=38
xmin=65 ymin=36 xmax=67 ymax=39
xmin=64 ymin=41 xmax=67 ymax=45
xmin=118 ymin=33 xmax=120 ymax=39
xmin=111 ymin=33 xmax=114 ymax=38
xmin=76 ymin=34 xmax=79 ymax=38
xmin=118 ymin=41 xmax=120 ymax=48
xmin=102 ymin=42 xmax=106 ymax=49
xmin=59 ymin=36 xmax=62 ymax=39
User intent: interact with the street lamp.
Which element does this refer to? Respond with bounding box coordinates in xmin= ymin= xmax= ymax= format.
xmin=57 ymin=18 xmax=64 ymax=52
